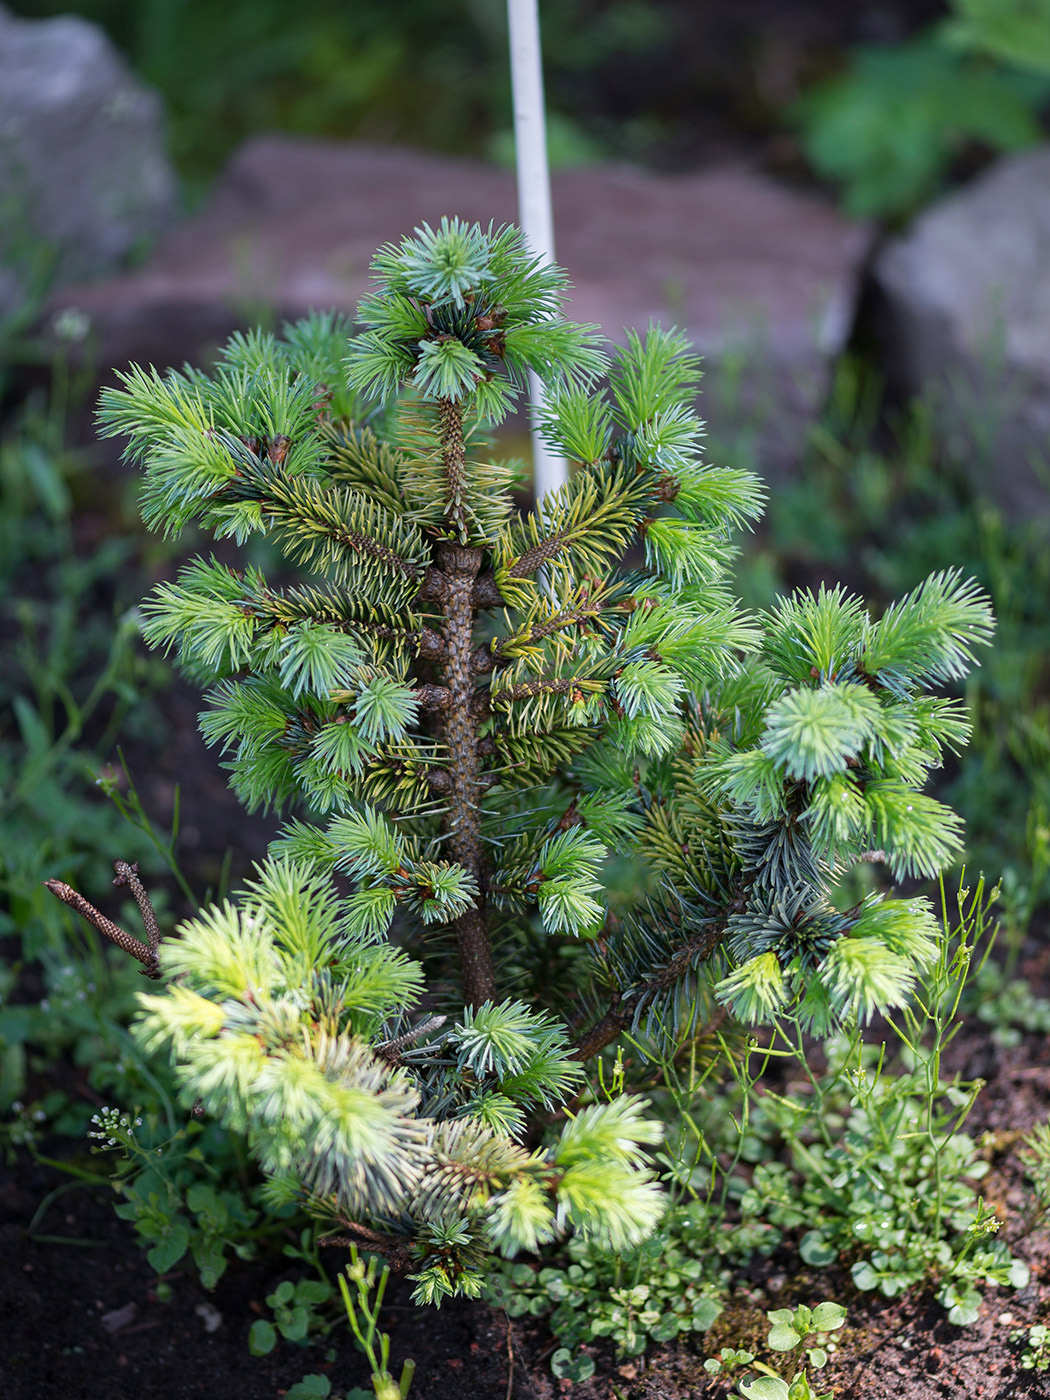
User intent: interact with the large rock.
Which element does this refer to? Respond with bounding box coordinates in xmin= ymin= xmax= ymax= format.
xmin=51 ymin=136 xmax=871 ymax=475
xmin=0 ymin=4 xmax=176 ymax=321
xmin=874 ymin=147 xmax=1050 ymax=516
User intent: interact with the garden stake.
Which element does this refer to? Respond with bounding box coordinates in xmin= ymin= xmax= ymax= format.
xmin=507 ymin=0 xmax=565 ymax=499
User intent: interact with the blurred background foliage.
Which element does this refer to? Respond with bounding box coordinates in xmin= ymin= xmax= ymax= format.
xmin=794 ymin=0 xmax=1050 ymax=218
xmin=8 ymin=0 xmax=673 ymax=196
xmin=8 ymin=0 xmax=1046 ymax=216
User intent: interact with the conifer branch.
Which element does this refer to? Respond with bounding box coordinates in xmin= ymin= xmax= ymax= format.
xmin=374 ymin=1013 xmax=447 ymax=1064
xmin=473 ymin=572 xmax=506 ymax=609
xmin=506 ymin=531 xmax=575 ymax=579
xmin=113 ymin=859 xmax=161 ymax=953
xmin=247 ymin=584 xmax=447 ymax=663
xmin=225 ymin=464 xmax=423 ymax=584
xmin=497 ymin=676 xmax=576 ymax=703
xmin=44 ymin=861 xmax=162 ymax=979
xmin=490 ymin=598 xmax=607 ymax=662
xmin=572 ymin=878 xmax=752 ymax=1060
xmin=438 ymin=395 xmax=470 ymax=541
xmin=320 ymin=1226 xmax=414 ymax=1274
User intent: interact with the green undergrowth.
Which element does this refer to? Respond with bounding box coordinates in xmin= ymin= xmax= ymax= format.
xmin=0 ymin=389 xmax=165 ymax=1115
xmin=492 ymin=880 xmax=1032 ymax=1379
xmin=8 ymin=0 xmax=669 ymax=193
xmin=0 ymin=385 xmax=312 ymax=1296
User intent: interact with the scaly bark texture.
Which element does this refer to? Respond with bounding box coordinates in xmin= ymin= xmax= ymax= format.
xmin=45 ymin=860 xmax=162 ymax=979
xmin=436 ymin=540 xmax=495 ymax=1006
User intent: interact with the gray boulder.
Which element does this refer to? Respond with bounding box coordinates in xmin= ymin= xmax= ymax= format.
xmin=51 ymin=136 xmax=871 ymax=475
xmin=874 ymin=147 xmax=1050 ymax=516
xmin=0 ymin=4 xmax=176 ymax=323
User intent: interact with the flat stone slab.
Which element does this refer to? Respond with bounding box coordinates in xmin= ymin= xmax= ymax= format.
xmin=52 ymin=136 xmax=872 ymax=474
xmin=874 ymin=146 xmax=1050 ymax=516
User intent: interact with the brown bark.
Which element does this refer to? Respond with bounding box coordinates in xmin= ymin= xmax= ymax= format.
xmin=436 ymin=527 xmax=496 ymax=1005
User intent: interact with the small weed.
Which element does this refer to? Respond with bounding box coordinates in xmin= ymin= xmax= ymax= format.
xmin=704 ymin=1346 xmax=756 ymax=1377
xmin=490 ymin=1208 xmax=731 ymax=1362
xmin=706 ymin=1306 xmax=845 ymax=1400
xmin=249 ymin=1276 xmax=335 ymax=1355
xmin=499 ymin=879 xmax=1029 ymax=1377
xmin=1020 ymin=1122 xmax=1050 ymax=1215
xmin=1010 ymin=1321 xmax=1050 ymax=1372
xmin=88 ymin=1104 xmax=269 ymax=1289
xmin=763 ymin=1301 xmax=846 ymax=1369
xmin=338 ymin=1245 xmax=416 ymax=1400
xmin=742 ymin=884 xmax=1029 ymax=1326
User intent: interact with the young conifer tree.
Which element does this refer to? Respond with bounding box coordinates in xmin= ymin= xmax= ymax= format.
xmin=61 ymin=218 xmax=992 ymax=1304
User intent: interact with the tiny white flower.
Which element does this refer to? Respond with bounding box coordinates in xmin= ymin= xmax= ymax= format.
xmin=51 ymin=306 xmax=91 ymax=343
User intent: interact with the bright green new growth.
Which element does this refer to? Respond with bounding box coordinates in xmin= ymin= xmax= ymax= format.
xmin=96 ymin=218 xmax=993 ymax=1304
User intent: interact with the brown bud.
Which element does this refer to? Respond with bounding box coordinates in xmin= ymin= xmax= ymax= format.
xmin=268 ymin=434 xmax=291 ymax=466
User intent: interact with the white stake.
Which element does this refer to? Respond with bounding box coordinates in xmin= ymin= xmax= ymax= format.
xmin=507 ymin=0 xmax=567 ymax=502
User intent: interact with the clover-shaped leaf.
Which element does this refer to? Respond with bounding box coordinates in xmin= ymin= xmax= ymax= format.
xmin=767 ymin=1308 xmax=804 ymax=1351
xmin=551 ymin=1348 xmax=596 ymax=1382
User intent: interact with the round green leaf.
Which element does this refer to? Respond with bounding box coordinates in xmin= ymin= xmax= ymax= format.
xmin=851 ymin=1261 xmax=879 ymax=1291
xmin=248 ymin=1319 xmax=277 ymax=1356
xmin=280 ymin=1304 xmax=310 ymax=1341
xmin=810 ymin=1302 xmax=846 ymax=1332
xmin=648 ymin=1313 xmax=681 ymax=1342
xmin=947 ymin=1298 xmax=981 ymax=1327
xmin=800 ymin=1231 xmax=839 ymax=1267
xmin=550 ymin=1348 xmax=596 ymax=1382
xmin=768 ymin=1323 xmax=803 ymax=1352
xmin=739 ymin=1377 xmax=790 ymax=1400
xmin=295 ymin=1279 xmax=332 ymax=1304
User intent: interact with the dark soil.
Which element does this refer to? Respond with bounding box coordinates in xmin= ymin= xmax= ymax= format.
xmin=0 ymin=1149 xmax=511 ymax=1400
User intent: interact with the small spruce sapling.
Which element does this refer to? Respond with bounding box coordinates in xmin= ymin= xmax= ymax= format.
xmin=52 ymin=218 xmax=994 ymax=1305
